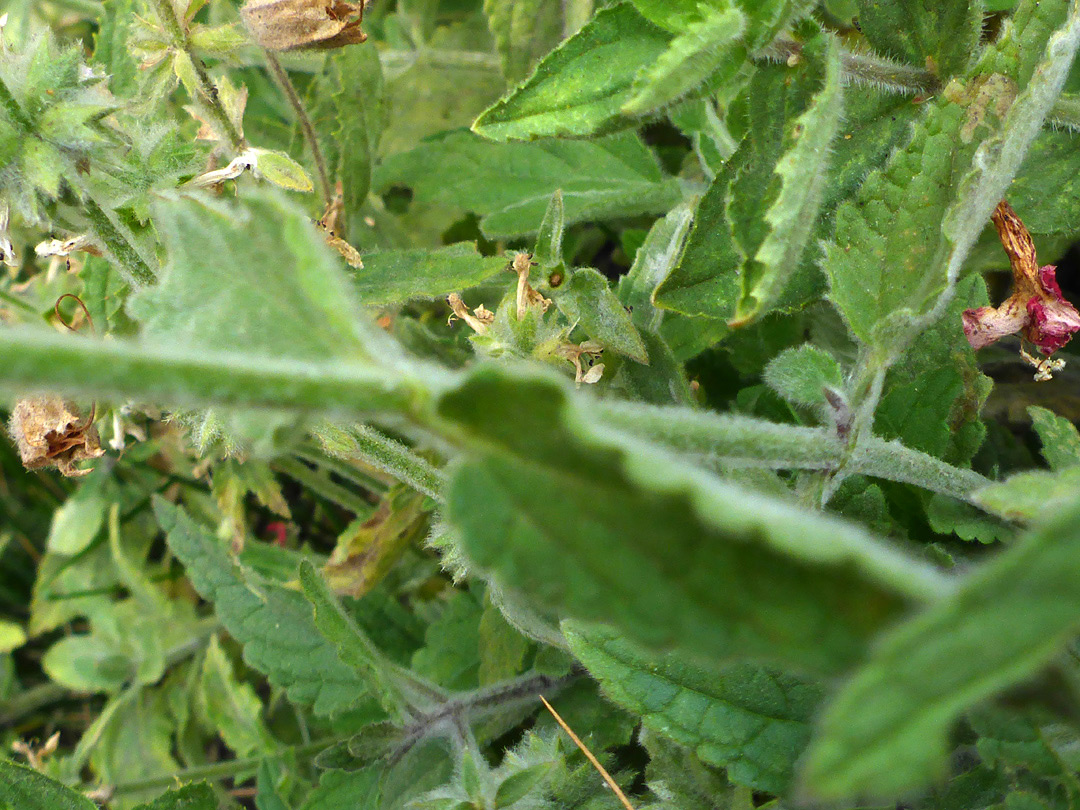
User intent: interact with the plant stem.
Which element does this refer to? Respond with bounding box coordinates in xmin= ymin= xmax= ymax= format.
xmin=263 ymin=50 xmax=332 ymax=209
xmin=762 ymin=37 xmax=940 ymax=96
xmin=104 ymin=737 xmax=340 ymax=796
xmin=149 ymin=0 xmax=245 ymax=153
xmin=78 ymin=191 xmax=157 ymax=287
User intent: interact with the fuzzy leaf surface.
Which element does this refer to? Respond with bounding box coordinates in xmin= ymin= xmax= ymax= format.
xmin=803 ymin=493 xmax=1080 ymax=798
xmin=440 ymin=365 xmax=949 ymax=676
xmin=349 ymin=243 xmax=508 ymax=305
xmin=565 ymin=622 xmax=822 ymax=793
xmin=554 ymin=269 xmax=649 ymax=362
xmin=0 ymin=760 xmax=97 ymax=810
xmin=154 ymin=498 xmax=367 ymax=716
xmin=376 ymin=131 xmax=682 ymax=238
xmin=472 ymin=4 xmax=671 ymax=140
xmin=854 ymin=0 xmax=982 ymax=78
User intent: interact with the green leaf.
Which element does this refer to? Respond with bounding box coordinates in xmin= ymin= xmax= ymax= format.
xmin=494 ymin=762 xmax=553 ymax=808
xmin=253 ymin=149 xmax=314 ymax=192
xmin=439 ymin=365 xmax=948 ymax=676
xmin=93 ymin=0 xmax=141 ymax=97
xmin=299 ymin=767 xmax=382 ymax=810
xmin=0 ymin=620 xmax=26 ymax=653
xmin=854 ymin=0 xmax=983 ymax=78
xmin=554 ymin=268 xmax=649 ymax=363
xmin=621 ymin=5 xmax=746 ymax=117
xmin=1028 ymin=405 xmax=1080 ymax=470
xmin=974 ymin=466 xmax=1080 ymax=522
xmin=298 ymin=560 xmax=416 ymax=719
xmin=129 ymin=188 xmax=371 ymax=363
xmin=132 ymin=784 xmax=218 ymax=810
xmin=348 ymin=243 xmax=508 ymax=305
xmin=197 ymin=634 xmax=274 ymax=757
xmin=802 ymin=493 xmax=1080 ymax=799
xmin=42 ymin=633 xmax=132 ymax=692
xmin=154 ymin=498 xmax=369 ymax=716
xmin=826 ymin=0 xmax=1080 ymax=354
xmin=566 ymin=622 xmax=822 ymax=793
xmin=1008 ymin=130 xmax=1080 ymax=236
xmin=482 ymin=0 xmax=564 ymax=83
xmin=46 ymin=468 xmax=108 ymax=555
xmin=731 ymin=33 xmax=843 ymax=325
xmin=472 ymin=4 xmax=671 ymax=140
xmin=532 ymin=190 xmax=565 ymax=270
xmin=763 ymin=344 xmax=843 ymax=408
xmin=0 ymin=760 xmax=97 ymax=810
xmin=375 ymin=131 xmax=683 ymax=239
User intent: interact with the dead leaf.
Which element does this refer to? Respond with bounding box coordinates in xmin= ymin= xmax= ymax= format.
xmin=9 ymin=397 xmax=105 ymax=477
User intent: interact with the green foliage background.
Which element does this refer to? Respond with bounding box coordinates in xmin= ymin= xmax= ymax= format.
xmin=2 ymin=0 xmax=1080 ymax=808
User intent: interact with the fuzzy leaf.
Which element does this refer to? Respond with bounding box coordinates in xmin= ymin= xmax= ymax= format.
xmin=348 ymin=243 xmax=508 ymax=305
xmin=482 ymin=0 xmax=564 ymax=83
xmin=375 ymin=131 xmax=682 ymax=239
xmin=554 ymin=268 xmax=649 ymax=363
xmin=1028 ymin=405 xmax=1080 ymax=470
xmin=129 ymin=188 xmax=374 ymax=363
xmin=1008 ymin=130 xmax=1080 ymax=235
xmin=440 ymin=365 xmax=949 ymax=676
xmin=566 ymin=622 xmax=822 ymax=793
xmin=299 ymin=768 xmax=382 ymax=810
xmin=732 ymin=33 xmax=842 ymax=325
xmin=802 ymin=493 xmax=1080 ymax=798
xmin=198 ymin=635 xmax=274 ymax=757
xmin=0 ymin=761 xmax=97 ymax=810
xmin=154 ymin=498 xmax=368 ymax=716
xmin=472 ymin=3 xmax=671 ymax=140
xmin=532 ymin=190 xmax=565 ymax=270
xmin=763 ymin=344 xmax=843 ymax=408
xmin=854 ymin=0 xmax=983 ymax=78
xmin=621 ymin=5 xmax=746 ymax=117
xmin=298 ymin=560 xmax=413 ymax=720
xmin=974 ymin=466 xmax=1080 ymax=522
xmin=133 ymin=784 xmax=218 ymax=810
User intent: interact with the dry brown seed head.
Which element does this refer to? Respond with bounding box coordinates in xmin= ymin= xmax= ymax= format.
xmin=9 ymin=397 xmax=105 ymax=477
xmin=241 ymin=0 xmax=367 ymax=50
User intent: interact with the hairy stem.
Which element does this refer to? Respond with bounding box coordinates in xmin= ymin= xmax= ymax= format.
xmin=78 ymin=191 xmax=157 ymax=287
xmin=1049 ymin=92 xmax=1080 ymax=131
xmin=149 ymin=0 xmax=245 ymax=152
xmin=761 ymin=37 xmax=940 ymax=96
xmin=318 ymin=424 xmax=446 ymax=503
xmin=594 ymin=400 xmax=990 ymax=503
xmin=263 ymin=50 xmax=332 ymax=208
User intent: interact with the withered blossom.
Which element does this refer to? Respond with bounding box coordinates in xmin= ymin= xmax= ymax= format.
xmin=511 ymin=252 xmax=550 ymax=319
xmin=447 ymin=293 xmax=493 ymax=334
xmin=241 ymin=0 xmax=367 ymax=51
xmin=962 ymin=201 xmax=1080 ymax=368
xmin=9 ymin=397 xmax=104 ymax=477
xmin=557 ymin=340 xmax=605 ymax=385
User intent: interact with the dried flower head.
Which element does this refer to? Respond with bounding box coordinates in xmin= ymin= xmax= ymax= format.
xmin=962 ymin=200 xmax=1080 ymax=378
xmin=447 ymin=293 xmax=493 ymax=334
xmin=557 ymin=340 xmax=605 ymax=385
xmin=9 ymin=397 xmax=105 ymax=477
xmin=241 ymin=0 xmax=367 ymax=51
xmin=510 ymin=252 xmax=550 ymax=320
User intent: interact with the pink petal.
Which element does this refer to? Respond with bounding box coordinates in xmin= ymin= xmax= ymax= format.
xmin=962 ymin=302 xmax=1027 ymax=350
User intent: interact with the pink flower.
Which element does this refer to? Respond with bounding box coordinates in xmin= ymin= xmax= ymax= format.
xmin=962 ymin=201 xmax=1080 ymax=358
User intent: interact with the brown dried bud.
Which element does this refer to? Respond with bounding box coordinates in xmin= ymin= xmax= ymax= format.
xmin=8 ymin=397 xmax=104 ymax=477
xmin=241 ymin=0 xmax=367 ymax=51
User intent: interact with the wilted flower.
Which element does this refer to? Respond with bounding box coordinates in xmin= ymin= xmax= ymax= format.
xmin=447 ymin=293 xmax=494 ymax=334
xmin=557 ymin=340 xmax=605 ymax=385
xmin=962 ymin=201 xmax=1080 ymax=375
xmin=8 ymin=396 xmax=104 ymax=477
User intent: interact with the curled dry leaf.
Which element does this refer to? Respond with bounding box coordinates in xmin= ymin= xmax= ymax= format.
xmin=8 ymin=397 xmax=105 ymax=477
xmin=241 ymin=0 xmax=367 ymax=51
xmin=511 ymin=252 xmax=550 ymax=320
xmin=962 ymin=201 xmax=1080 ymax=367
